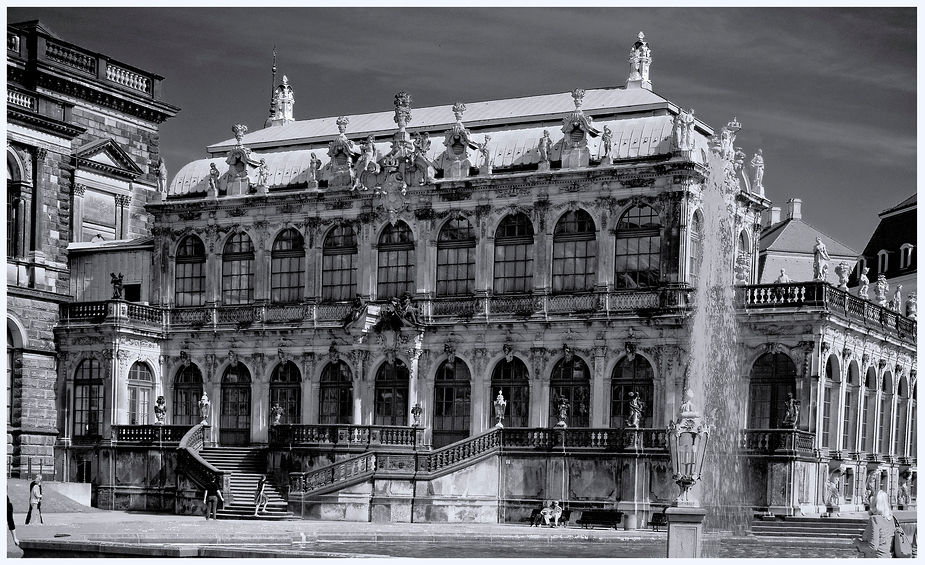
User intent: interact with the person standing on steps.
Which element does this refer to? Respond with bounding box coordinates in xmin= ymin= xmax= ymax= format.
xmin=25 ymin=475 xmax=42 ymax=525
xmin=254 ymin=475 xmax=269 ymax=517
xmin=204 ymin=478 xmax=223 ymax=520
xmin=8 ymin=495 xmax=20 ymax=546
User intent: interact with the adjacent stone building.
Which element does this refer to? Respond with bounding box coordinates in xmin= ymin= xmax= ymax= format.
xmin=6 ymin=20 xmax=178 ymax=478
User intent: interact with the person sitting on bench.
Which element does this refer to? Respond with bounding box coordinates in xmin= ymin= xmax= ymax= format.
xmin=541 ymin=500 xmax=563 ymax=528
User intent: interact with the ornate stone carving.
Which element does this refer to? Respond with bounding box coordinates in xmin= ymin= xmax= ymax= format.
xmin=537 ymin=130 xmax=553 ymax=172
xmin=322 ymin=117 xmax=359 ymax=188
xmin=749 ymin=150 xmax=764 ymax=195
xmin=834 ymin=261 xmax=851 ymax=291
xmin=265 ymin=75 xmax=295 ymax=128
xmin=503 ymin=343 xmax=514 ymax=363
xmin=672 ymin=108 xmax=695 ymax=153
xmin=874 ymin=274 xmax=889 ymax=306
xmin=813 ymin=237 xmax=830 ymax=282
xmin=627 ymin=31 xmax=652 ymax=89
xmin=560 ymin=88 xmax=599 ymax=170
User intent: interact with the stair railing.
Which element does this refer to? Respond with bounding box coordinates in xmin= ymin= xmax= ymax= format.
xmin=289 ymin=452 xmax=377 ymax=497
xmin=416 ymin=428 xmax=502 ymax=476
xmin=177 ymin=424 xmax=226 ymax=491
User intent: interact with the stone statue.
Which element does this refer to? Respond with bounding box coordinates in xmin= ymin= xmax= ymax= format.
xmin=270 ymin=403 xmax=284 ymax=426
xmin=601 ymin=125 xmax=613 ymax=161
xmin=156 ymin=157 xmax=168 ymax=194
xmin=342 ymin=293 xmax=366 ymax=327
xmin=110 ymin=272 xmax=124 ymax=299
xmin=906 ymin=292 xmax=916 ymax=319
xmin=898 ymin=481 xmax=912 ymax=507
xmin=733 ymin=147 xmax=746 ymax=174
xmin=478 ymin=135 xmax=492 ymax=174
xmin=411 ymin=403 xmax=423 ymax=427
xmin=775 ymin=269 xmax=792 ymax=284
xmin=866 ymin=473 xmax=880 ymax=504
xmin=198 ymin=392 xmax=211 ymax=425
xmin=256 ymin=158 xmax=270 ymax=189
xmin=628 ymin=31 xmax=651 ymax=82
xmin=353 ymin=135 xmax=379 ymax=191
xmin=493 ymin=390 xmax=507 ymax=428
xmin=781 ymin=392 xmax=799 ymax=428
xmin=891 ymin=285 xmax=902 ymax=312
xmin=538 ymin=130 xmax=552 ymax=163
xmin=679 ymin=388 xmax=696 ymax=418
xmin=208 ymin=163 xmax=221 ymax=197
xmin=627 ymin=391 xmax=643 ymax=429
xmin=858 ymin=267 xmax=870 ymax=299
xmin=750 ymin=149 xmax=764 ymax=191
xmin=812 ymin=237 xmax=830 ymax=281
xmin=394 ymin=291 xmax=421 ymax=326
xmin=874 ymin=274 xmax=889 ymax=306
xmin=266 ymin=75 xmax=295 ymax=127
xmin=734 ymin=253 xmax=750 ymax=285
xmin=825 ymin=474 xmax=841 ymax=510
xmin=555 ymin=396 xmax=570 ymax=428
xmin=834 ymin=261 xmax=851 ymax=290
xmin=674 ymin=108 xmax=695 ymax=152
xmin=308 ymin=152 xmax=322 ymax=184
xmin=154 ymin=396 xmax=166 ymax=425
xmin=503 ymin=343 xmax=514 ymax=363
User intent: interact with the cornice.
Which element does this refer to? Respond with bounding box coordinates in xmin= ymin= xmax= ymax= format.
xmin=7 ymin=107 xmax=86 ymax=140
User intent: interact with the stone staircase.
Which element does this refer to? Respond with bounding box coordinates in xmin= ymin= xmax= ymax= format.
xmin=198 ymin=447 xmax=293 ymax=520
xmin=751 ymin=515 xmax=865 ymax=539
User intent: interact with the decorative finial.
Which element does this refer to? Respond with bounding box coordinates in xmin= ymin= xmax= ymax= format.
xmin=394 ymin=92 xmax=412 ymax=129
xmin=336 ymin=116 xmax=349 ymax=135
xmin=727 ymin=116 xmax=741 ymax=132
xmin=232 ymin=124 xmax=248 ymax=145
xmin=452 ymin=102 xmax=466 ymax=122
xmin=638 ymin=31 xmax=645 ymax=42
xmin=571 ymin=88 xmax=586 ymax=109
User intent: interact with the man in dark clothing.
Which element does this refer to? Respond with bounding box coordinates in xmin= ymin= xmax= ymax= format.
xmin=203 ymin=479 xmax=223 ymax=520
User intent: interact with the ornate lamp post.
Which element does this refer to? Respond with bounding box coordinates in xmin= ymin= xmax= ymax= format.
xmin=493 ymin=390 xmax=507 ymax=428
xmin=665 ymin=388 xmax=710 ymax=558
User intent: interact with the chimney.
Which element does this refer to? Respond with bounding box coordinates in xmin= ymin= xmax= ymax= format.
xmin=787 ymin=198 xmax=802 ymax=220
xmin=768 ymin=206 xmax=781 ymax=225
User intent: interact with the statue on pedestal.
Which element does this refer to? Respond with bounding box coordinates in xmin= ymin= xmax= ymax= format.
xmin=674 ymin=108 xmax=695 ymax=152
xmin=601 ymin=126 xmax=613 ymax=163
xmin=156 ymin=157 xmax=168 ymax=195
xmin=198 ymin=392 xmax=211 ymax=425
xmin=812 ymin=237 xmax=830 ymax=281
xmin=307 ymin=153 xmax=322 ymax=187
xmin=750 ymin=149 xmax=764 ymax=192
xmin=208 ymin=163 xmax=220 ymax=197
xmin=834 ymin=261 xmax=851 ymax=290
xmin=906 ymin=292 xmax=916 ymax=319
xmin=270 ymin=403 xmax=284 ymax=426
xmin=154 ymin=396 xmax=166 ymax=425
xmin=858 ymin=267 xmax=870 ymax=299
xmin=478 ymin=135 xmax=492 ymax=175
xmin=537 ymin=130 xmax=553 ymax=169
xmin=554 ymin=396 xmax=570 ymax=428
xmin=874 ymin=274 xmax=889 ymax=306
xmin=627 ymin=391 xmax=643 ymax=429
xmin=781 ymin=392 xmax=799 ymax=428
xmin=493 ymin=390 xmax=507 ymax=428
xmin=891 ymin=285 xmax=902 ymax=312
xmin=110 ymin=272 xmax=124 ymax=299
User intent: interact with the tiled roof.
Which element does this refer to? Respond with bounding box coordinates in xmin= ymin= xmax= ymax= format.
xmin=759 ymin=219 xmax=858 ymax=257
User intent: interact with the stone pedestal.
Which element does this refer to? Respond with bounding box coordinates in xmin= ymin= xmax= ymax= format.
xmin=665 ymin=506 xmax=707 ymax=558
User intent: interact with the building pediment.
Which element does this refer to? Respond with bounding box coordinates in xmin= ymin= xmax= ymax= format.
xmin=74 ymin=138 xmax=145 ymax=180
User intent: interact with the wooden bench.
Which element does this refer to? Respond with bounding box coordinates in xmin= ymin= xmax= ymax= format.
xmin=529 ymin=508 xmax=571 ymax=527
xmin=576 ymin=510 xmax=624 ymax=529
xmin=648 ymin=511 xmax=668 ymax=531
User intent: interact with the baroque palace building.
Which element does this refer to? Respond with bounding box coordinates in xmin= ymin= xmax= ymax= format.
xmin=49 ymin=31 xmax=915 ymax=523
xmin=6 ymin=21 xmax=178 ymax=479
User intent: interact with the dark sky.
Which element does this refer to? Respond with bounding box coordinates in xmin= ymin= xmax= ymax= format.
xmin=8 ymin=7 xmax=916 ymax=251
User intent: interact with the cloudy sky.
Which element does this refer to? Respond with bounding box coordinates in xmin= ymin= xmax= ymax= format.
xmin=8 ymin=6 xmax=915 ymax=251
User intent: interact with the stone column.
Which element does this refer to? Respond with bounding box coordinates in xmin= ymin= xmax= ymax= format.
xmin=253 ymin=380 xmax=269 ymax=443
xmin=72 ymin=183 xmax=87 ymax=243
xmin=592 ymin=346 xmax=608 ymax=427
xmin=114 ymin=194 xmax=131 ymax=239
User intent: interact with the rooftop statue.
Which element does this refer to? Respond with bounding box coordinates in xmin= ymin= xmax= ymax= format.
xmin=750 ymin=149 xmax=765 ymax=195
xmin=627 ymin=31 xmax=652 ymax=88
xmin=353 ymin=135 xmax=380 ymax=191
xmin=834 ymin=261 xmax=851 ymax=291
xmin=208 ymin=163 xmax=220 ymax=197
xmin=538 ymin=130 xmax=553 ymax=162
xmin=874 ymin=274 xmax=889 ymax=306
xmin=478 ymin=135 xmax=492 ymax=175
xmin=439 ymin=102 xmax=478 ymax=180
xmin=812 ymin=237 xmax=830 ymax=282
xmin=323 ymin=117 xmax=360 ymax=187
xmin=224 ymin=124 xmax=261 ymax=195
xmin=601 ymin=125 xmax=613 ymax=164
xmin=673 ymin=108 xmax=695 ymax=153
xmin=890 ymin=285 xmax=902 ymax=312
xmin=265 ymin=75 xmax=295 ymax=128
xmin=156 ymin=157 xmax=168 ymax=194
xmin=858 ymin=267 xmax=870 ymax=299
xmin=307 ymin=152 xmax=321 ymax=187
xmin=906 ymin=292 xmax=916 ymax=319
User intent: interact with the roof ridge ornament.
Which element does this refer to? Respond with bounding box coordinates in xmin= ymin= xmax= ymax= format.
xmin=626 ymin=31 xmax=652 ymax=91
xmin=438 ymin=102 xmax=477 ymax=180
xmin=394 ymin=92 xmax=412 ymax=130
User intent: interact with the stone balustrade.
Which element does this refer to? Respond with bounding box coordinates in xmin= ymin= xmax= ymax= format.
xmin=111 ymin=424 xmax=191 ymax=444
xmin=269 ymin=424 xmax=422 ymax=448
xmin=177 ymin=424 xmax=225 ymax=489
xmin=740 ymin=429 xmax=816 ymax=454
xmin=7 ymin=89 xmax=36 ymax=111
xmin=105 ymin=64 xmax=152 ymax=94
xmin=45 ymin=40 xmax=97 ymax=74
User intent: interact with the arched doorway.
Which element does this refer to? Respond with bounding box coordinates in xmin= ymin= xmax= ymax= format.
xmin=270 ymin=361 xmax=301 ymax=425
xmin=319 ymin=361 xmax=353 ymax=425
xmin=374 ymin=360 xmax=409 ymax=426
xmin=220 ymin=363 xmax=251 ymax=445
xmin=490 ymin=358 xmax=530 ymax=427
xmin=549 ymin=355 xmax=591 ymax=428
xmin=747 ymin=352 xmax=797 ymax=428
xmin=173 ymin=363 xmax=203 ymax=426
xmin=432 ymin=358 xmax=471 ymax=448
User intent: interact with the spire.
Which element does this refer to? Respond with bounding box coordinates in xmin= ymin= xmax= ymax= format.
xmin=268 ymin=46 xmax=277 ymax=116
xmin=626 ymin=31 xmax=652 ymax=90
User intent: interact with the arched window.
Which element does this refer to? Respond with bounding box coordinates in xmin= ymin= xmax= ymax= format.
xmin=7 ymin=326 xmax=19 ymax=426
xmin=822 ymin=356 xmax=840 ymax=448
xmin=552 ymin=210 xmax=597 ymax=293
xmin=7 ymin=181 xmax=21 ymax=258
xmin=610 ymin=355 xmax=655 ymax=428
xmin=374 ymin=360 xmax=409 ymax=426
xmin=319 ymin=361 xmax=353 ymax=425
xmin=549 ymin=356 xmax=591 ymax=428
xmin=128 ymin=362 xmax=154 ymax=425
xmin=74 ymin=359 xmax=104 ymax=437
xmin=614 ymin=204 xmax=661 ymax=289
xmin=747 ymin=353 xmax=797 ymax=428
xmin=895 ymin=377 xmax=908 ymax=456
xmin=377 ymin=222 xmax=415 ymax=299
xmin=173 ymin=363 xmax=203 ymax=426
xmin=910 ymin=383 xmax=917 ymax=458
xmin=322 ymin=225 xmax=357 ymax=302
xmin=689 ymin=210 xmax=703 ymax=288
xmin=222 ymin=232 xmax=254 ymax=305
xmin=879 ymin=373 xmax=893 ymax=454
xmin=175 ymin=236 xmax=206 ymax=307
xmin=862 ymin=367 xmax=877 ymax=452
xmin=270 ymin=361 xmax=301 ymax=425
xmin=432 ymin=358 xmax=471 ymax=448
xmin=220 ymin=363 xmax=252 ymax=445
xmin=490 ymin=358 xmax=530 ymax=427
xmin=842 ymin=362 xmax=860 ymax=452
xmin=493 ymin=213 xmax=534 ymax=295
xmin=436 ymin=218 xmax=476 ymax=297
xmin=271 ymin=229 xmax=304 ymax=304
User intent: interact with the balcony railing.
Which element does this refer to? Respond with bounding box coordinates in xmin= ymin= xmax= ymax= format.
xmin=112 ymin=424 xmax=191 ymax=444
xmin=60 ymin=300 xmax=165 ymax=327
xmin=740 ymin=429 xmax=816 ymax=454
xmin=269 ymin=424 xmax=422 ymax=448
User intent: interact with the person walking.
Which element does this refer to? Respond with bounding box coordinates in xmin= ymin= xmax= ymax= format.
xmin=25 ymin=475 xmax=42 ymax=525
xmin=253 ymin=475 xmax=269 ymax=517
xmin=8 ymin=495 xmax=20 ymax=546
xmin=203 ymin=478 xmax=223 ymax=520
xmin=854 ymin=490 xmax=893 ymax=558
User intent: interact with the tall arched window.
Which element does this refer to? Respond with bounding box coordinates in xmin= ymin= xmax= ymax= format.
xmin=552 ymin=210 xmax=597 ymax=293
xmin=175 ymin=235 xmax=206 ymax=307
xmin=377 ymin=222 xmax=415 ymax=299
xmin=895 ymin=377 xmax=908 ymax=456
xmin=910 ymin=383 xmax=917 ymax=458
xmin=842 ymin=362 xmax=860 ymax=452
xmin=614 ymin=204 xmax=661 ymax=289
xmin=220 ymin=363 xmax=252 ymax=445
xmin=879 ymin=372 xmax=893 ymax=454
xmin=747 ymin=353 xmax=797 ymax=428
xmin=822 ymin=356 xmax=840 ymax=448
xmin=74 ymin=359 xmax=104 ymax=437
xmin=374 ymin=360 xmax=409 ymax=426
xmin=319 ymin=361 xmax=353 ymax=424
xmin=173 ymin=363 xmax=203 ymax=426
xmin=493 ymin=213 xmax=534 ymax=295
xmin=128 ymin=362 xmax=154 ymax=425
xmin=270 ymin=229 xmax=304 ymax=304
xmin=7 ymin=326 xmax=19 ymax=426
xmin=862 ymin=367 xmax=877 ymax=452
xmin=432 ymin=358 xmax=471 ymax=448
xmin=436 ymin=218 xmax=476 ymax=297
xmin=7 ymin=181 xmax=21 ymax=258
xmin=270 ymin=361 xmax=301 ymax=425
xmin=222 ymin=232 xmax=254 ymax=305
xmin=689 ymin=210 xmax=703 ymax=288
xmin=490 ymin=358 xmax=530 ymax=427
xmin=610 ymin=355 xmax=655 ymax=428
xmin=549 ymin=356 xmax=591 ymax=428
xmin=322 ymin=225 xmax=357 ymax=302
